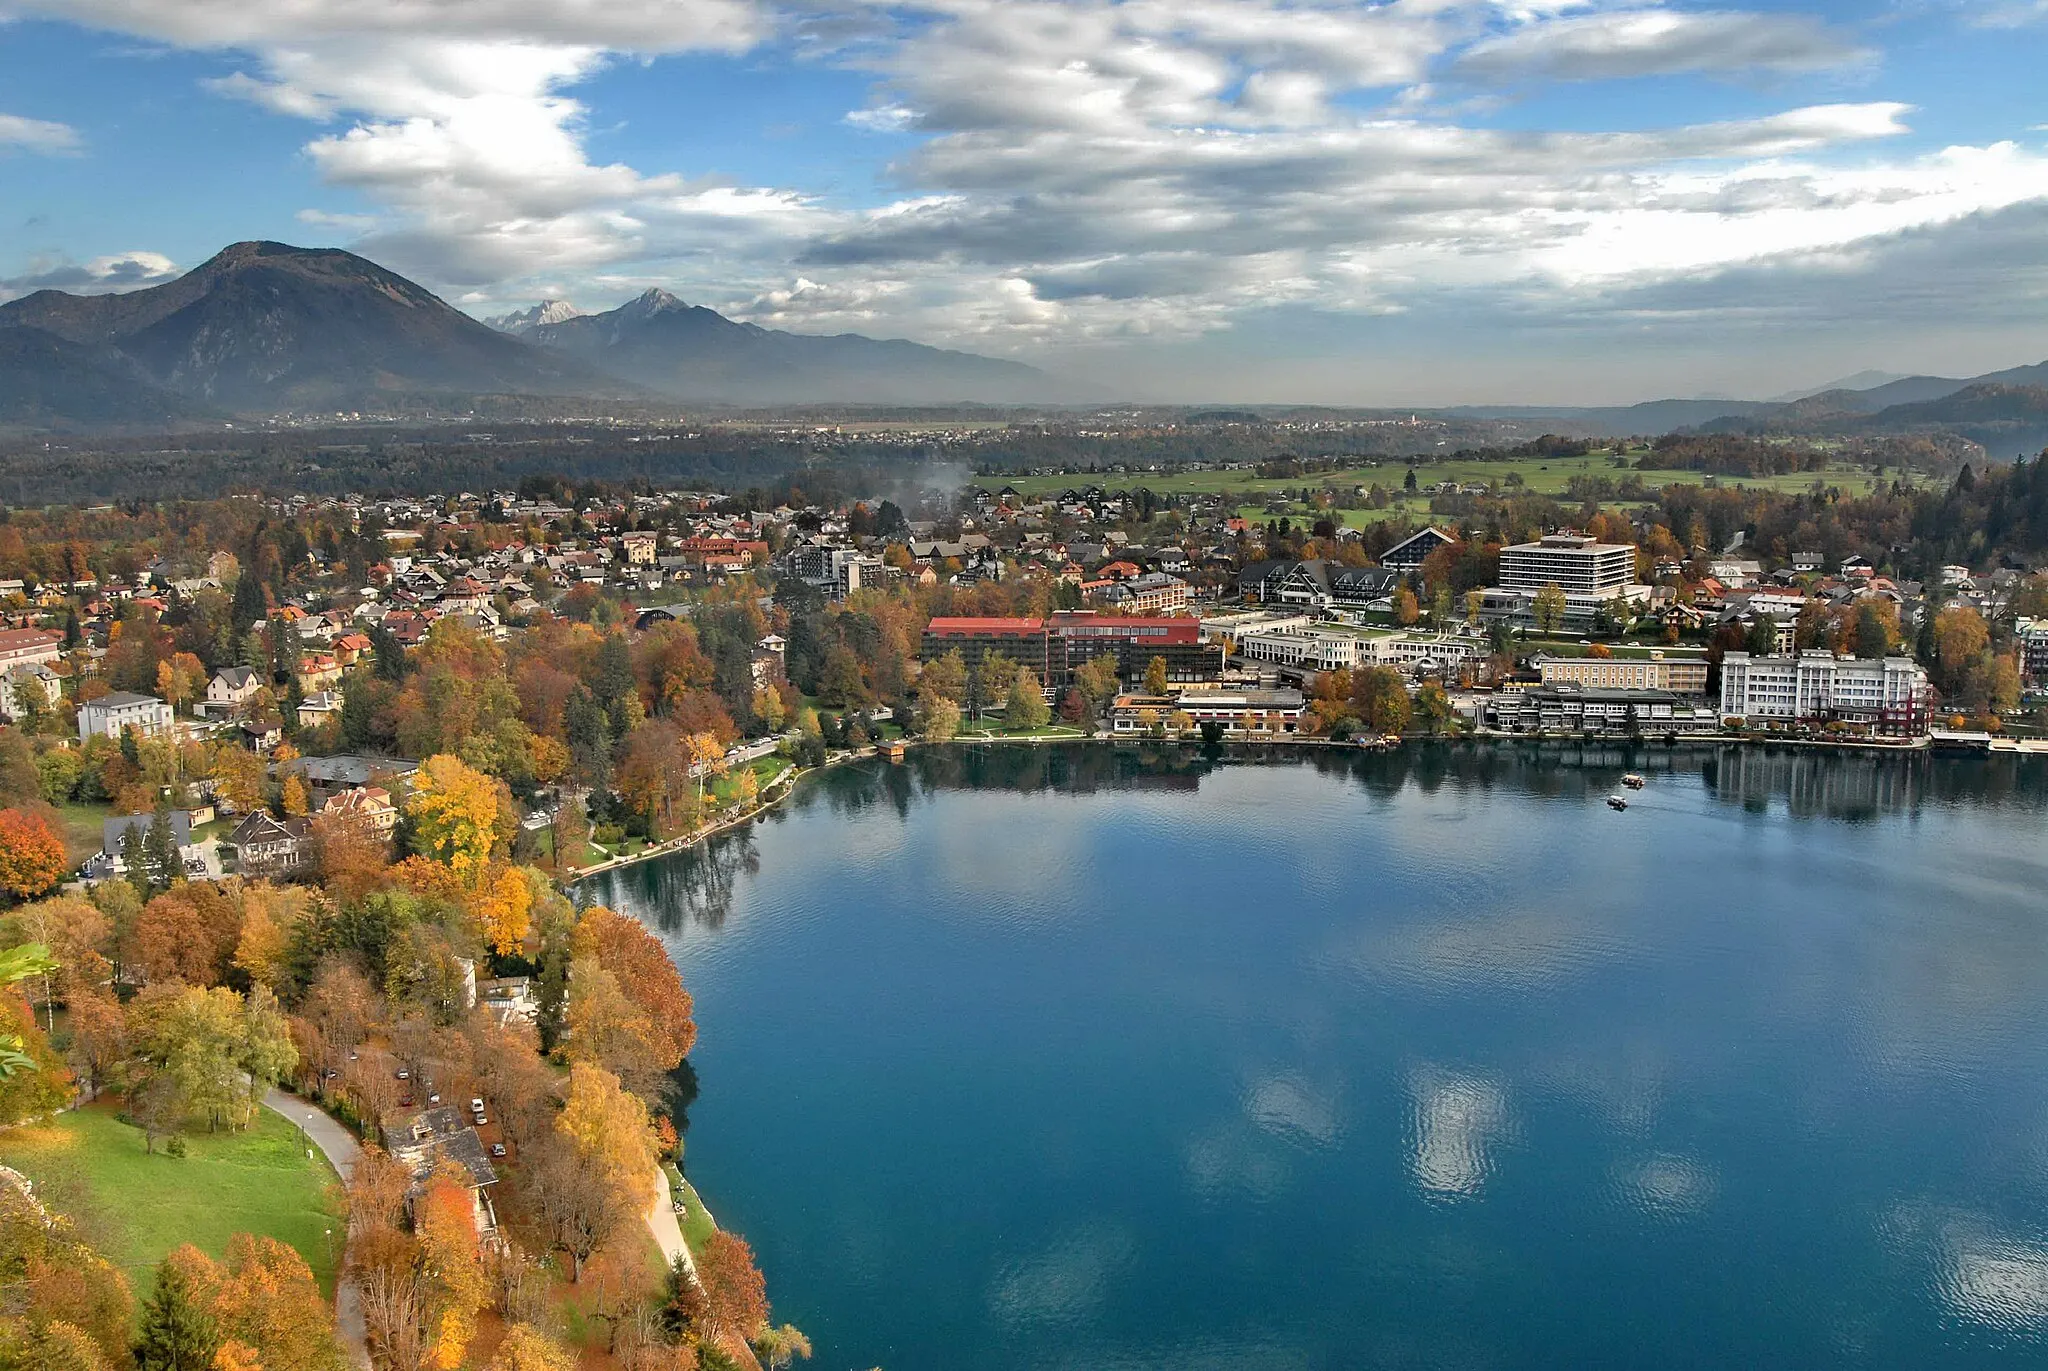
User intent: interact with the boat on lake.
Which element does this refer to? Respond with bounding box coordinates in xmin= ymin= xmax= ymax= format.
xmin=1622 ymin=773 xmax=1646 ymax=789
xmin=1607 ymin=795 xmax=1629 ymax=811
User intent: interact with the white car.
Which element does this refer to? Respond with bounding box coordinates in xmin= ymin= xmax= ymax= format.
xmin=470 ymin=1097 xmax=485 ymax=1114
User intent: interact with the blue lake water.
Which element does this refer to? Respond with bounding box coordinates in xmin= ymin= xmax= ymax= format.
xmin=582 ymin=744 xmax=2048 ymax=1371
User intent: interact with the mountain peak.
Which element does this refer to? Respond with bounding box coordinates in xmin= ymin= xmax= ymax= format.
xmin=624 ymin=287 xmax=686 ymax=317
xmin=485 ymin=299 xmax=586 ymax=335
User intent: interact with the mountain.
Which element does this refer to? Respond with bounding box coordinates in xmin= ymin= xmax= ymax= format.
xmin=517 ymin=287 xmax=1061 ymax=406
xmin=485 ymin=300 xmax=585 ymax=335
xmin=0 ymin=241 xmax=623 ymax=413
xmin=0 ymin=326 xmax=216 ymax=428
xmin=1769 ymin=370 xmax=1911 ymax=403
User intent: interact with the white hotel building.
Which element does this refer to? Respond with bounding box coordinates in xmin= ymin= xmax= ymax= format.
xmin=1236 ymin=624 xmax=1483 ymax=677
xmin=1718 ymin=651 xmax=1929 ymax=735
xmin=1486 ymin=533 xmax=1650 ymax=625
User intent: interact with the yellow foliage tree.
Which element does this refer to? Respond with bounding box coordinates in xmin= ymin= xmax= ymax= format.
xmin=557 ymin=1061 xmax=657 ymax=1209
xmin=405 ymin=755 xmax=500 ymax=886
xmin=415 ymin=1166 xmax=488 ymax=1371
xmin=471 ymin=864 xmax=533 ymax=957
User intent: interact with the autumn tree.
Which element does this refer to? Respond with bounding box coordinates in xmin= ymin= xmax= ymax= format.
xmin=168 ymin=1236 xmax=347 ymax=1371
xmin=1532 ymin=583 xmax=1567 ymax=635
xmin=919 ymin=698 xmax=960 ymax=742
xmin=1143 ymin=656 xmax=1169 ymax=696
xmin=695 ymin=1232 xmax=768 ymax=1349
xmin=489 ymin=1325 xmax=578 ymax=1371
xmin=0 ymin=809 xmax=67 ymax=901
xmin=572 ymin=906 xmax=697 ymax=1065
xmin=416 ymin=1165 xmax=489 ymax=1370
xmin=1351 ymin=667 xmax=1412 ymax=734
xmin=1007 ymin=670 xmax=1051 ymax=729
xmin=754 ymin=1325 xmax=812 ymax=1371
xmin=405 ymin=755 xmax=500 ymax=885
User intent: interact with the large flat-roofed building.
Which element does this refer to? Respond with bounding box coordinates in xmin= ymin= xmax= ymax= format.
xmin=1046 ymin=612 xmax=1220 ymax=686
xmin=1498 ymin=534 xmax=1637 ymax=596
xmin=1236 ymin=623 xmax=1481 ymax=677
xmin=1108 ymin=688 xmax=1306 ymax=735
xmin=1486 ymin=685 xmax=1694 ymax=733
xmin=1719 ymin=651 xmax=1929 ymax=734
xmin=1533 ymin=652 xmax=1709 ymax=696
xmin=921 ymin=617 xmax=1053 ymax=681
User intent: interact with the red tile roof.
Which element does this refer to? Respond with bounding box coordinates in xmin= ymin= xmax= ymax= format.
xmin=924 ymin=617 xmax=1045 ymax=634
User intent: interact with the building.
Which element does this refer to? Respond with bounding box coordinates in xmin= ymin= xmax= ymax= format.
xmin=1379 ymin=527 xmax=1459 ymax=572
xmin=77 ymin=692 xmax=173 ymax=742
xmin=1238 ymin=560 xmax=1398 ymax=613
xmin=1498 ymin=534 xmax=1638 ymax=596
xmin=204 ymin=667 xmax=264 ymax=716
xmin=1094 ymin=572 xmax=1190 ymax=614
xmin=1236 ymin=624 xmax=1481 ymax=677
xmin=388 ymin=1105 xmax=498 ymax=1237
xmin=226 ymin=811 xmax=312 ymax=878
xmin=2019 ymin=619 xmax=2048 ymax=685
xmin=1108 ymin=687 xmax=1306 ymax=736
xmin=0 ymin=664 xmax=61 ymax=721
xmin=291 ymin=755 xmax=418 ymax=806
xmin=0 ymin=629 xmax=61 ymax=672
xmin=316 ymin=784 xmax=398 ymax=837
xmin=1532 ymin=652 xmax=1710 ymax=696
xmin=1486 ymin=685 xmax=1693 ymax=734
xmin=102 ymin=811 xmax=193 ymax=857
xmin=1718 ymin=651 xmax=1929 ymax=734
xmin=296 ymin=689 xmax=344 ymax=728
xmin=920 ymin=617 xmax=1053 ymax=682
xmin=1046 ymin=612 xmax=1221 ymax=686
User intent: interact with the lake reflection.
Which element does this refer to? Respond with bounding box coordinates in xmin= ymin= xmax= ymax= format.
xmin=583 ymin=744 xmax=2048 ymax=1371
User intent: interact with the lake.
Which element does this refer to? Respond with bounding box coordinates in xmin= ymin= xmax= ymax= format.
xmin=581 ymin=743 xmax=2048 ymax=1371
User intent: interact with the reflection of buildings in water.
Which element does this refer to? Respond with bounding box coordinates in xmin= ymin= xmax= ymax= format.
xmin=1703 ymin=746 xmax=1923 ymax=820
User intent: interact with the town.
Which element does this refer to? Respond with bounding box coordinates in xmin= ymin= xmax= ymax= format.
xmin=0 ymin=452 xmax=2036 ymax=1371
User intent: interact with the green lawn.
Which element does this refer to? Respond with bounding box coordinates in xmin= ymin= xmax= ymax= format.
xmin=54 ymin=800 xmax=113 ymax=861
xmin=0 ymin=1100 xmax=345 ymax=1296
xmin=670 ymin=1168 xmax=717 ymax=1261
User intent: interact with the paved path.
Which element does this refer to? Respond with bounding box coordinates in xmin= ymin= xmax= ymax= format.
xmin=262 ymin=1089 xmax=371 ymax=1371
xmin=647 ymin=1165 xmax=697 ymax=1281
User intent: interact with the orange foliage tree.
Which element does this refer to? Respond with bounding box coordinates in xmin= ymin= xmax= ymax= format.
xmin=695 ymin=1231 xmax=769 ymax=1348
xmin=0 ymin=808 xmax=67 ymax=900
xmin=572 ymin=906 xmax=696 ymax=1065
xmin=415 ymin=1166 xmax=489 ymax=1370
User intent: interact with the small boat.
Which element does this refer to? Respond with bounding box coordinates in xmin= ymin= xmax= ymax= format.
xmin=1621 ymin=773 xmax=1646 ymax=790
xmin=1607 ymin=795 xmax=1629 ymax=811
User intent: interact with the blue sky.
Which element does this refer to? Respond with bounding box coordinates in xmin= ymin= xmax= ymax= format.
xmin=3 ymin=0 xmax=2048 ymax=404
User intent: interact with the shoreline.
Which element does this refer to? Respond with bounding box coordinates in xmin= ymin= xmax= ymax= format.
xmin=561 ymin=725 xmax=2016 ymax=886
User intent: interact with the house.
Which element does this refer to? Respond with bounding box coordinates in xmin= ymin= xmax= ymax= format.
xmin=0 ymin=629 xmax=61 ymax=672
xmin=225 ymin=811 xmax=311 ymax=879
xmin=240 ymin=717 xmax=284 ymax=752
xmin=291 ymin=755 xmax=418 ymax=805
xmin=205 ymin=667 xmax=264 ymax=717
xmin=296 ymin=689 xmax=344 ymax=728
xmin=316 ymin=784 xmax=398 ymax=837
xmin=475 ymin=975 xmax=538 ymax=1025
xmin=388 ymin=1105 xmax=499 ymax=1237
xmin=77 ymin=692 xmax=173 ymax=742
xmin=102 ymin=811 xmax=193 ymax=858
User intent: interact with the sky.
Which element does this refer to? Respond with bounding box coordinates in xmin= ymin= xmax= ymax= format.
xmin=2 ymin=0 xmax=2047 ymax=405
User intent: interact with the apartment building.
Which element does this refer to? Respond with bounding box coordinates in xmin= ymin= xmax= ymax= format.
xmin=77 ymin=691 xmax=174 ymax=742
xmin=1718 ymin=651 xmax=1929 ymax=734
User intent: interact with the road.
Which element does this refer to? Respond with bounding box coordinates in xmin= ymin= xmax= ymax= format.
xmin=647 ymin=1164 xmax=697 ymax=1281
xmin=262 ymin=1088 xmax=371 ymax=1371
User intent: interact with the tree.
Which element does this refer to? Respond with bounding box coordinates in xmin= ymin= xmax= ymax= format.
xmin=920 ymin=698 xmax=960 ymax=742
xmin=416 ymin=1166 xmax=489 ymax=1370
xmin=279 ymin=773 xmax=310 ymax=818
xmin=1393 ymin=586 xmax=1420 ymax=626
xmin=695 ymin=1232 xmax=768 ymax=1349
xmin=488 ymin=1325 xmax=577 ymax=1371
xmin=918 ymin=649 xmax=966 ymax=704
xmin=1532 ymin=583 xmax=1567 ymax=635
xmin=1853 ymin=601 xmax=1894 ymax=658
xmin=754 ymin=1325 xmax=813 ymax=1371
xmin=135 ymin=1259 xmax=219 ymax=1371
xmin=1744 ymin=614 xmax=1779 ymax=657
xmin=405 ymin=755 xmax=499 ymax=885
xmin=1142 ymin=656 xmax=1169 ymax=696
xmin=1465 ymin=588 xmax=1485 ymax=628
xmin=1007 ymin=670 xmax=1051 ymax=730
xmin=1074 ymin=655 xmax=1121 ymax=711
xmin=168 ymin=1235 xmax=346 ymax=1371
xmin=1351 ymin=667 xmax=1411 ymax=734
xmin=557 ymin=1060 xmax=659 ymax=1206
xmin=0 ymin=810 xmax=66 ymax=901
xmin=1416 ymin=681 xmax=1455 ymax=735
xmin=472 ymin=864 xmax=533 ymax=957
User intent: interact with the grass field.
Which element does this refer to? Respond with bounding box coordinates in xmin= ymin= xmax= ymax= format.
xmin=994 ymin=452 xmax=1914 ymax=506
xmin=0 ymin=1100 xmax=345 ymax=1296
xmin=54 ymin=800 xmax=113 ymax=861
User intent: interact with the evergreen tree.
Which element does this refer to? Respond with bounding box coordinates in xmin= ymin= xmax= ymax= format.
xmin=145 ymin=803 xmax=179 ymax=892
xmin=119 ymin=824 xmax=150 ymax=902
xmin=135 ymin=1259 xmax=219 ymax=1371
xmin=119 ymin=726 xmax=140 ymax=769
xmin=230 ymin=566 xmax=268 ymax=635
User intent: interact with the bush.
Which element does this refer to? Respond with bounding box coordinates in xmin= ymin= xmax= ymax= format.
xmin=165 ymin=1135 xmax=188 ymax=1158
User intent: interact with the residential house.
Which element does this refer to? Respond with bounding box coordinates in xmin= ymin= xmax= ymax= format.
xmin=205 ymin=667 xmax=265 ymax=717
xmin=226 ymin=811 xmax=312 ymax=879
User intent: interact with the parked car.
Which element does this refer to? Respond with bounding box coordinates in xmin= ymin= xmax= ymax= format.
xmin=395 ymin=1068 xmax=409 ymax=1080
xmin=427 ymin=1092 xmax=440 ymax=1105
xmin=489 ymin=1143 xmax=507 ymax=1159
xmin=470 ymin=1097 xmax=485 ymax=1113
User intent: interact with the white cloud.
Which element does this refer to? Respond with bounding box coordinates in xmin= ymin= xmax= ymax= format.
xmin=0 ymin=112 xmax=82 ymax=154
xmin=14 ymin=0 xmax=2048 ymax=393
xmin=1455 ymin=8 xmax=1872 ymax=84
xmin=0 ymin=250 xmax=180 ymax=300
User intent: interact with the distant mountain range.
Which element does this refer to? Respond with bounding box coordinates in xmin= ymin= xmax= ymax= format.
xmin=0 ymin=242 xmax=614 ymax=418
xmin=0 ymin=242 xmax=1063 ymax=426
xmin=489 ymin=287 xmax=1058 ymax=407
